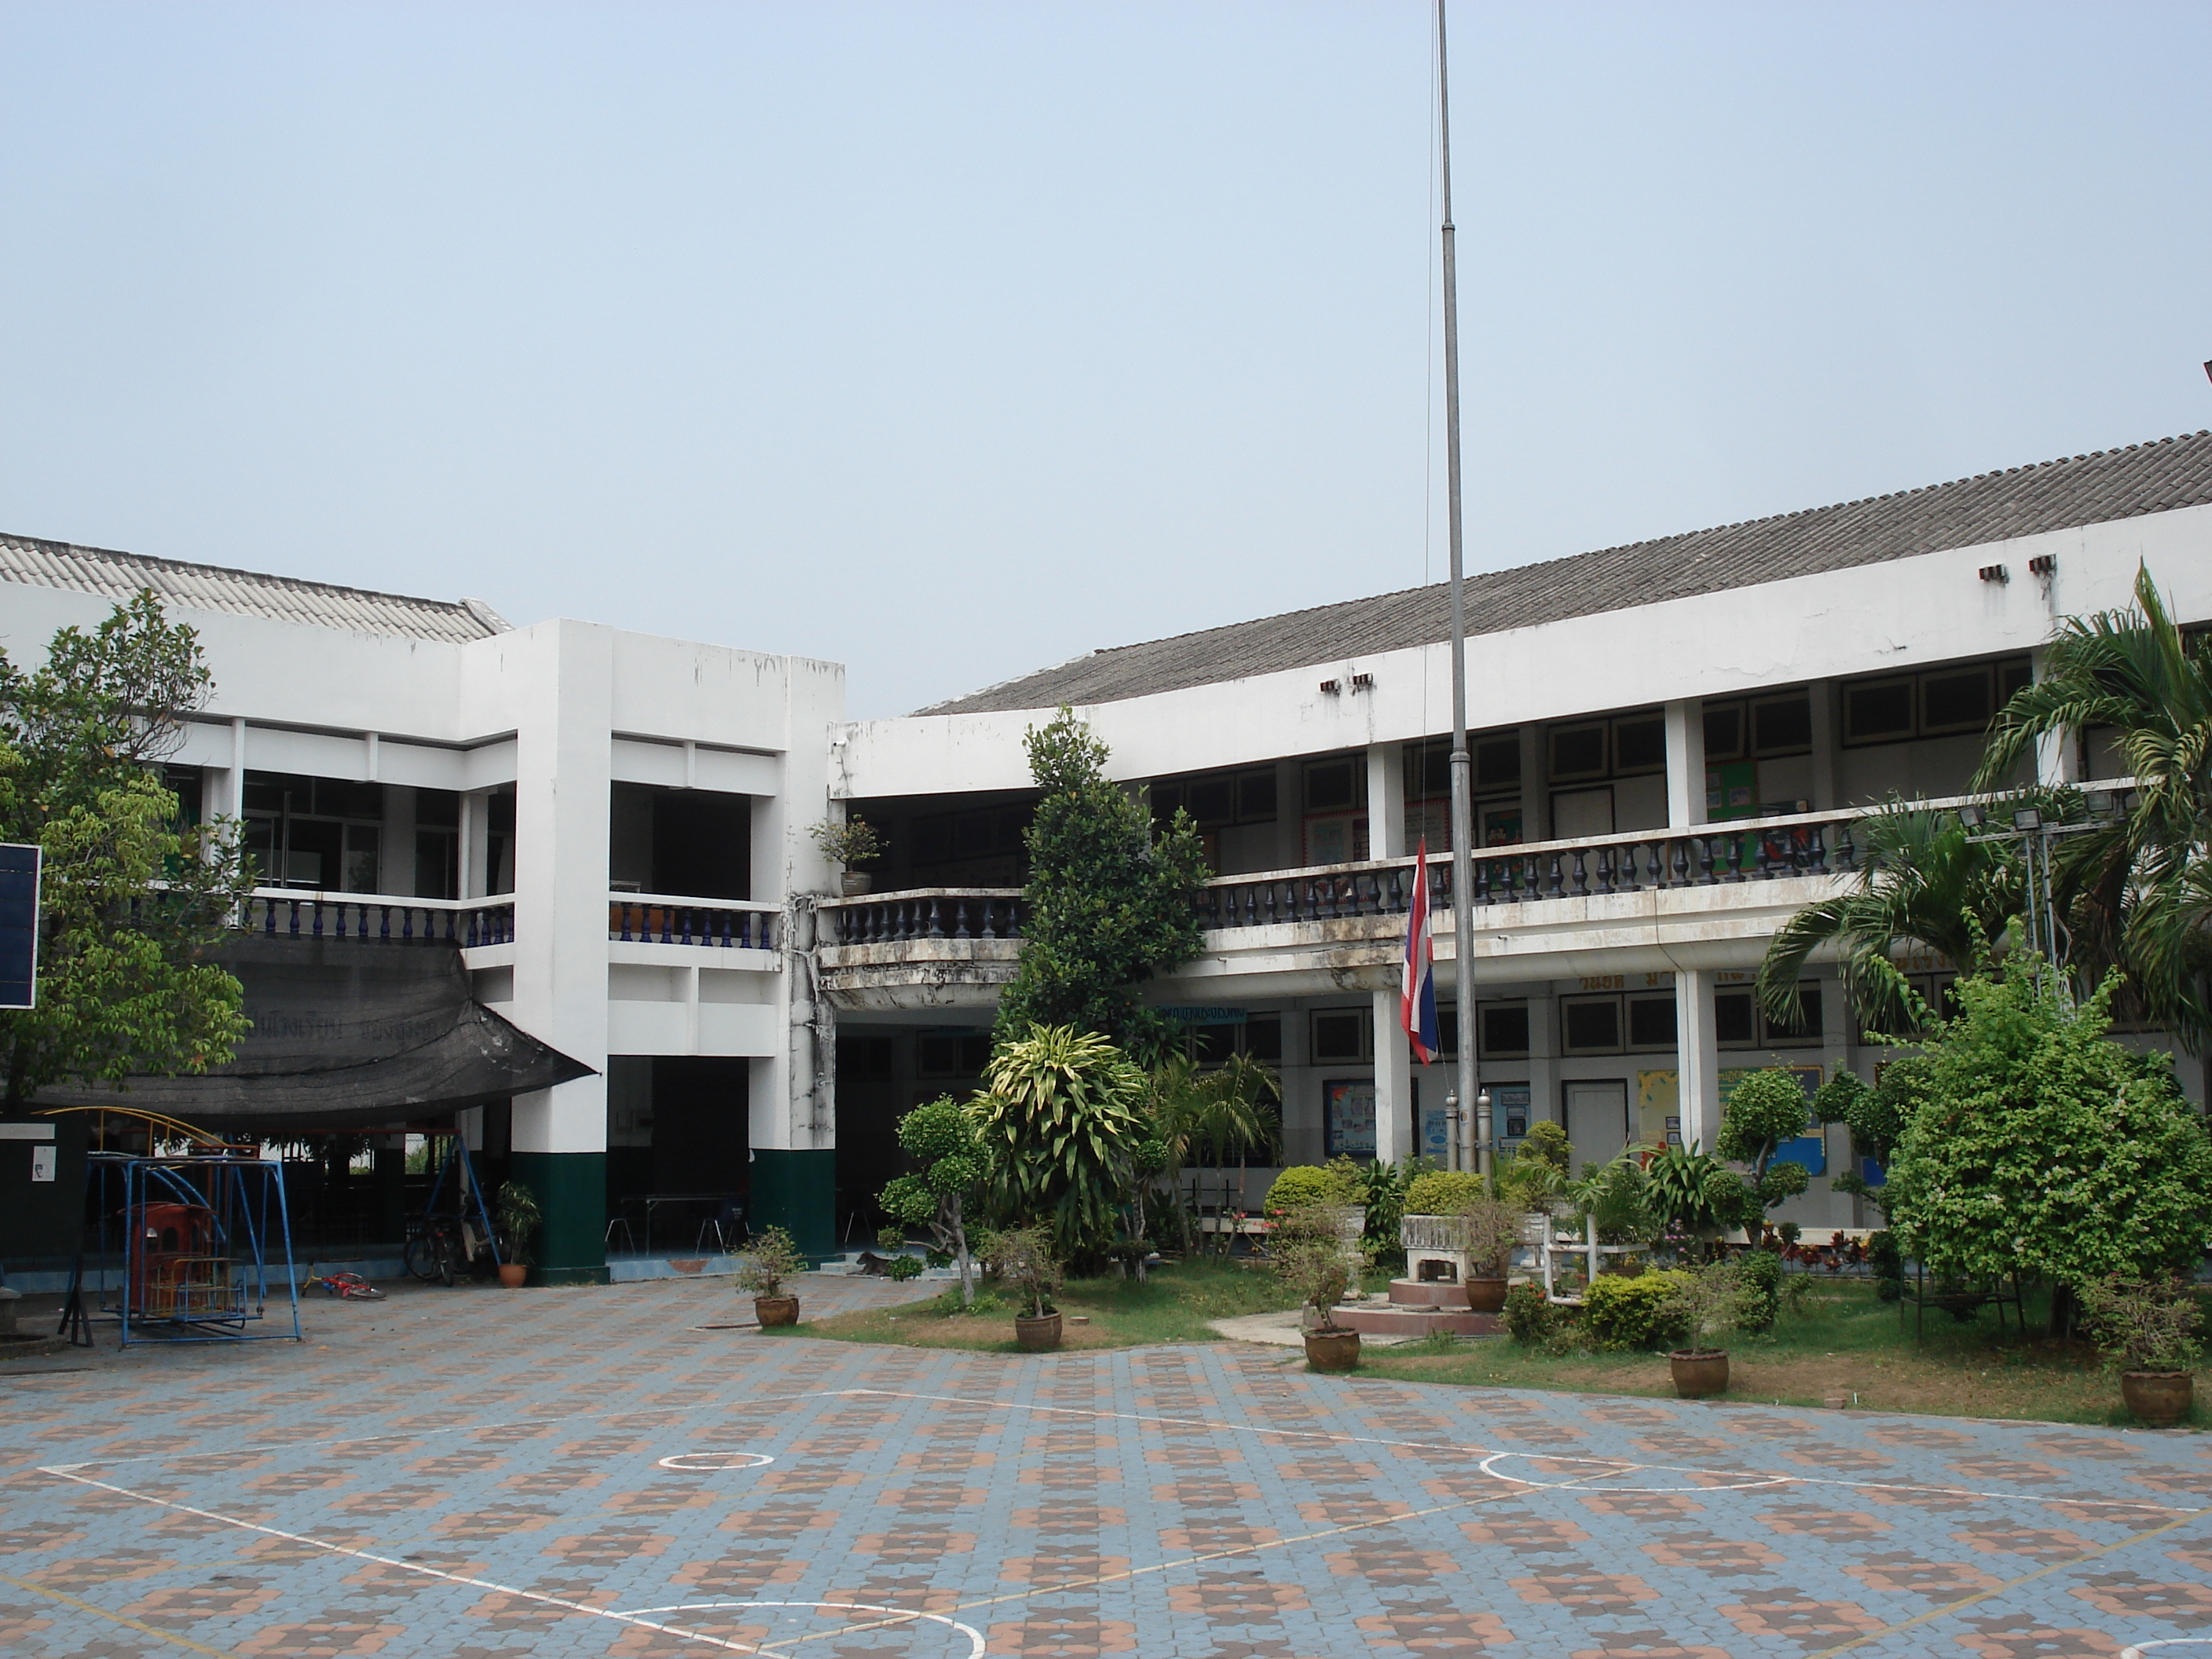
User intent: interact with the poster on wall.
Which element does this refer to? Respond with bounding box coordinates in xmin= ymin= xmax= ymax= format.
xmin=1635 ymin=1066 xmax=1826 ymax=1169
xmin=1324 ymin=1079 xmax=1377 ymax=1158
xmin=1494 ymin=1084 xmax=1531 ymax=1141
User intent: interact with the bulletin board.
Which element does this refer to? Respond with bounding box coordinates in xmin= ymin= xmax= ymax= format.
xmin=1324 ymin=1079 xmax=1377 ymax=1159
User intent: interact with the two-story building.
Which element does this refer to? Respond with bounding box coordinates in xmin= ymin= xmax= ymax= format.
xmin=3 ymin=427 xmax=2207 ymax=1278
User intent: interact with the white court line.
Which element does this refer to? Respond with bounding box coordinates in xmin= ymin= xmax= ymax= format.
xmin=616 ymin=1600 xmax=983 ymax=1657
xmin=1478 ymin=1450 xmax=1793 ymax=1493
xmin=35 ymin=1464 xmax=784 ymax=1654
xmin=27 ymin=1390 xmax=858 ymax=1474
xmin=2123 ymin=1645 xmax=2212 ymax=1657
xmin=838 ymin=1387 xmax=2207 ymax=1515
xmin=658 ymin=1451 xmax=776 ymax=1470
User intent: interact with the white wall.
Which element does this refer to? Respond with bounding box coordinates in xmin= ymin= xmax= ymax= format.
xmin=836 ymin=505 xmax=2212 ymax=798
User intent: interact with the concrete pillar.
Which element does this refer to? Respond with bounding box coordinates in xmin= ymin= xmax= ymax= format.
xmin=1664 ymin=699 xmax=1706 ymax=828
xmin=2029 ymin=646 xmax=2078 ymax=787
xmin=1366 ymin=742 xmax=1406 ymax=862
xmin=757 ymin=659 xmax=841 ymax=1258
xmin=1525 ymin=990 xmax=1559 ymax=1129
xmin=1518 ymin=726 xmax=1547 ymax=844
xmin=1675 ymin=969 xmax=1721 ymax=1154
xmin=1807 ymin=681 xmax=1839 ymax=809
xmin=372 ymin=1138 xmax=407 ymax=1245
xmin=1372 ymin=986 xmax=1408 ymax=1167
xmin=381 ymin=784 xmax=416 ymax=897
xmin=506 ymin=621 xmax=615 ymax=1284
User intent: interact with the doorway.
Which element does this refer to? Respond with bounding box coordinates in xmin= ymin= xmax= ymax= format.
xmin=1563 ymin=1079 xmax=1630 ymax=1168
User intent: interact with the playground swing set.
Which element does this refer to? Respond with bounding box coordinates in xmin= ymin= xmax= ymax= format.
xmin=44 ymin=1106 xmax=303 ymax=1349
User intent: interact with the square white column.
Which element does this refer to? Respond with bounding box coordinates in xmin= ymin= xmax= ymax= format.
xmin=1675 ymin=968 xmax=1721 ymax=1153
xmin=1366 ymin=742 xmax=1406 ymax=862
xmin=1525 ymin=989 xmax=1558 ymax=1129
xmin=1664 ymin=699 xmax=1706 ymax=828
xmin=1372 ymin=986 xmax=1408 ymax=1166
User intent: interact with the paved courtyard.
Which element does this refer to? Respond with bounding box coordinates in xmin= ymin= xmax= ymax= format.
xmin=2 ymin=1273 xmax=2207 ymax=1659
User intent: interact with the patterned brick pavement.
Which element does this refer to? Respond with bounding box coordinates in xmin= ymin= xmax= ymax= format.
xmin=1 ymin=1274 xmax=2207 ymax=1657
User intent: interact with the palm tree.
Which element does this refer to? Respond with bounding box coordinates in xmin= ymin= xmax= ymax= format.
xmin=1976 ymin=563 xmax=2212 ymax=1050
xmin=1755 ymin=805 xmax=2016 ymax=1035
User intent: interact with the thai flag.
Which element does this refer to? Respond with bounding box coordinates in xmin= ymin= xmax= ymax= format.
xmin=1401 ymin=839 xmax=1440 ymax=1064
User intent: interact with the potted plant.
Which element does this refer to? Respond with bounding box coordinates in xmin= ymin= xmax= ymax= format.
xmin=2080 ymin=1272 xmax=2203 ymax=1427
xmin=734 ymin=1225 xmax=807 ymax=1326
xmin=1659 ymin=1257 xmax=1753 ymax=1398
xmin=808 ymin=816 xmax=887 ymax=896
xmin=1455 ymin=1190 xmax=1524 ymax=1313
xmin=493 ymin=1180 xmax=541 ymax=1288
xmin=1270 ymin=1202 xmax=1371 ymax=1372
xmin=987 ymin=1226 xmax=1063 ymax=1350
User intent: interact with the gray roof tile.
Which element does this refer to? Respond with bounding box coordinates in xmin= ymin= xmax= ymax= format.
xmin=0 ymin=533 xmax=508 ymax=645
xmin=916 ymin=430 xmax=2212 ymax=716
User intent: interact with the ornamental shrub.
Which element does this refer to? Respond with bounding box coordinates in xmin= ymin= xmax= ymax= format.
xmin=1580 ymin=1269 xmax=1692 ymax=1350
xmin=1882 ymin=961 xmax=2212 ymax=1298
xmin=1503 ymin=1282 xmax=1563 ymax=1347
xmin=1404 ymin=1170 xmax=1485 ymax=1216
xmin=1716 ymin=1068 xmax=1817 ymax=1216
xmin=1734 ymin=1246 xmax=1782 ymax=1333
xmin=1265 ymin=1164 xmax=1358 ymax=1213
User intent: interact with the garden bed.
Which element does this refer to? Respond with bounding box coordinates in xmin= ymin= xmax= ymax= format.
xmin=793 ymin=1258 xmax=1308 ymax=1353
xmin=1355 ymin=1279 xmax=2210 ymax=1426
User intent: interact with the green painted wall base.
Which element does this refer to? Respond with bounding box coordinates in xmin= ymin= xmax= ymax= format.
xmin=750 ymin=1148 xmax=837 ymax=1260
xmin=510 ymin=1150 xmax=608 ymax=1285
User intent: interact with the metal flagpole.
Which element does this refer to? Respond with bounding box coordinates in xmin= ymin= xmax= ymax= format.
xmin=1435 ymin=0 xmax=1486 ymax=1178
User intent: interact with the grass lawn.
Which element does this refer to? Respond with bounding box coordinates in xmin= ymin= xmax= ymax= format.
xmin=1355 ymin=1279 xmax=2210 ymax=1428
xmin=793 ymin=1258 xmax=1305 ymax=1353
xmin=793 ymin=1262 xmax=2206 ymax=1427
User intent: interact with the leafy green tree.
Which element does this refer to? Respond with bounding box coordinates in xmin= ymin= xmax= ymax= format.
xmin=878 ymin=1097 xmax=987 ymax=1305
xmin=1882 ymin=958 xmax=2212 ymax=1331
xmin=1812 ymin=1067 xmax=1917 ymax=1215
xmin=1977 ymin=564 xmax=2212 ymax=1049
xmin=0 ymin=593 xmax=252 ymax=1107
xmin=972 ymin=1022 xmax=1145 ymax=1267
xmin=1754 ymin=804 xmax=2015 ymax=1035
xmin=1714 ymin=1068 xmax=1815 ymax=1221
xmin=993 ymin=709 xmax=1210 ymax=1064
xmin=1642 ymin=1142 xmax=1746 ymax=1243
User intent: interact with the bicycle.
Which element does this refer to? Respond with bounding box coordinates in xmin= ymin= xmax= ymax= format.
xmin=404 ymin=1214 xmax=492 ymax=1286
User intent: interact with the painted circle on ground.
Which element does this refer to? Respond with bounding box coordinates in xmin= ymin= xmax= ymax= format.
xmin=655 ymin=1451 xmax=776 ymax=1471
xmin=1478 ymin=1451 xmax=1792 ymax=1494
xmin=2122 ymin=1644 xmax=2212 ymax=1658
xmin=618 ymin=1599 xmax=983 ymax=1657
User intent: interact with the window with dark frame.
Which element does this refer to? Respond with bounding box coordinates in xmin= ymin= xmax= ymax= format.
xmin=1841 ymin=657 xmax=2031 ymax=746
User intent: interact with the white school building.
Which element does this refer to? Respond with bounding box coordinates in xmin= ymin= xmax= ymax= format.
xmin=3 ymin=428 xmax=2208 ymax=1279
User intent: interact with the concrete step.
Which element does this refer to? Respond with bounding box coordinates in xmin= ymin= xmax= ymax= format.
xmin=1334 ymin=1303 xmax=1503 ymax=1338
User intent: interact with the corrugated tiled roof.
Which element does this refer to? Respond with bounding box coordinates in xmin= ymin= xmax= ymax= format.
xmin=0 ymin=533 xmax=511 ymax=644
xmin=917 ymin=430 xmax=2212 ymax=716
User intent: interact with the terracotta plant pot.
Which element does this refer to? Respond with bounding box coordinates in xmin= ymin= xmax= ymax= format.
xmin=1303 ymin=1327 xmax=1361 ymax=1372
xmin=840 ymin=872 xmax=874 ymax=897
xmin=754 ymin=1295 xmax=800 ymax=1328
xmin=1464 ymin=1276 xmax=1510 ymax=1314
xmin=1668 ymin=1350 xmax=1730 ymax=1399
xmin=1015 ymin=1311 xmax=1063 ymax=1352
xmin=497 ymin=1263 xmax=528 ymax=1289
xmin=2121 ymin=1370 xmax=2194 ymax=1427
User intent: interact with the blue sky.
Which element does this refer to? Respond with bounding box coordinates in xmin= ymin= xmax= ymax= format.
xmin=3 ymin=2 xmax=2207 ymax=718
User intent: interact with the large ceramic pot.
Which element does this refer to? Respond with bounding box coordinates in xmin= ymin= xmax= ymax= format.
xmin=754 ymin=1295 xmax=800 ymax=1328
xmin=840 ymin=872 xmax=875 ymax=897
xmin=1015 ymin=1312 xmax=1063 ymax=1352
xmin=1668 ymin=1350 xmax=1730 ymax=1399
xmin=1304 ymin=1327 xmax=1361 ymax=1372
xmin=497 ymin=1263 xmax=528 ymax=1289
xmin=2121 ymin=1371 xmax=2194 ymax=1427
xmin=1464 ymin=1276 xmax=1510 ymax=1314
